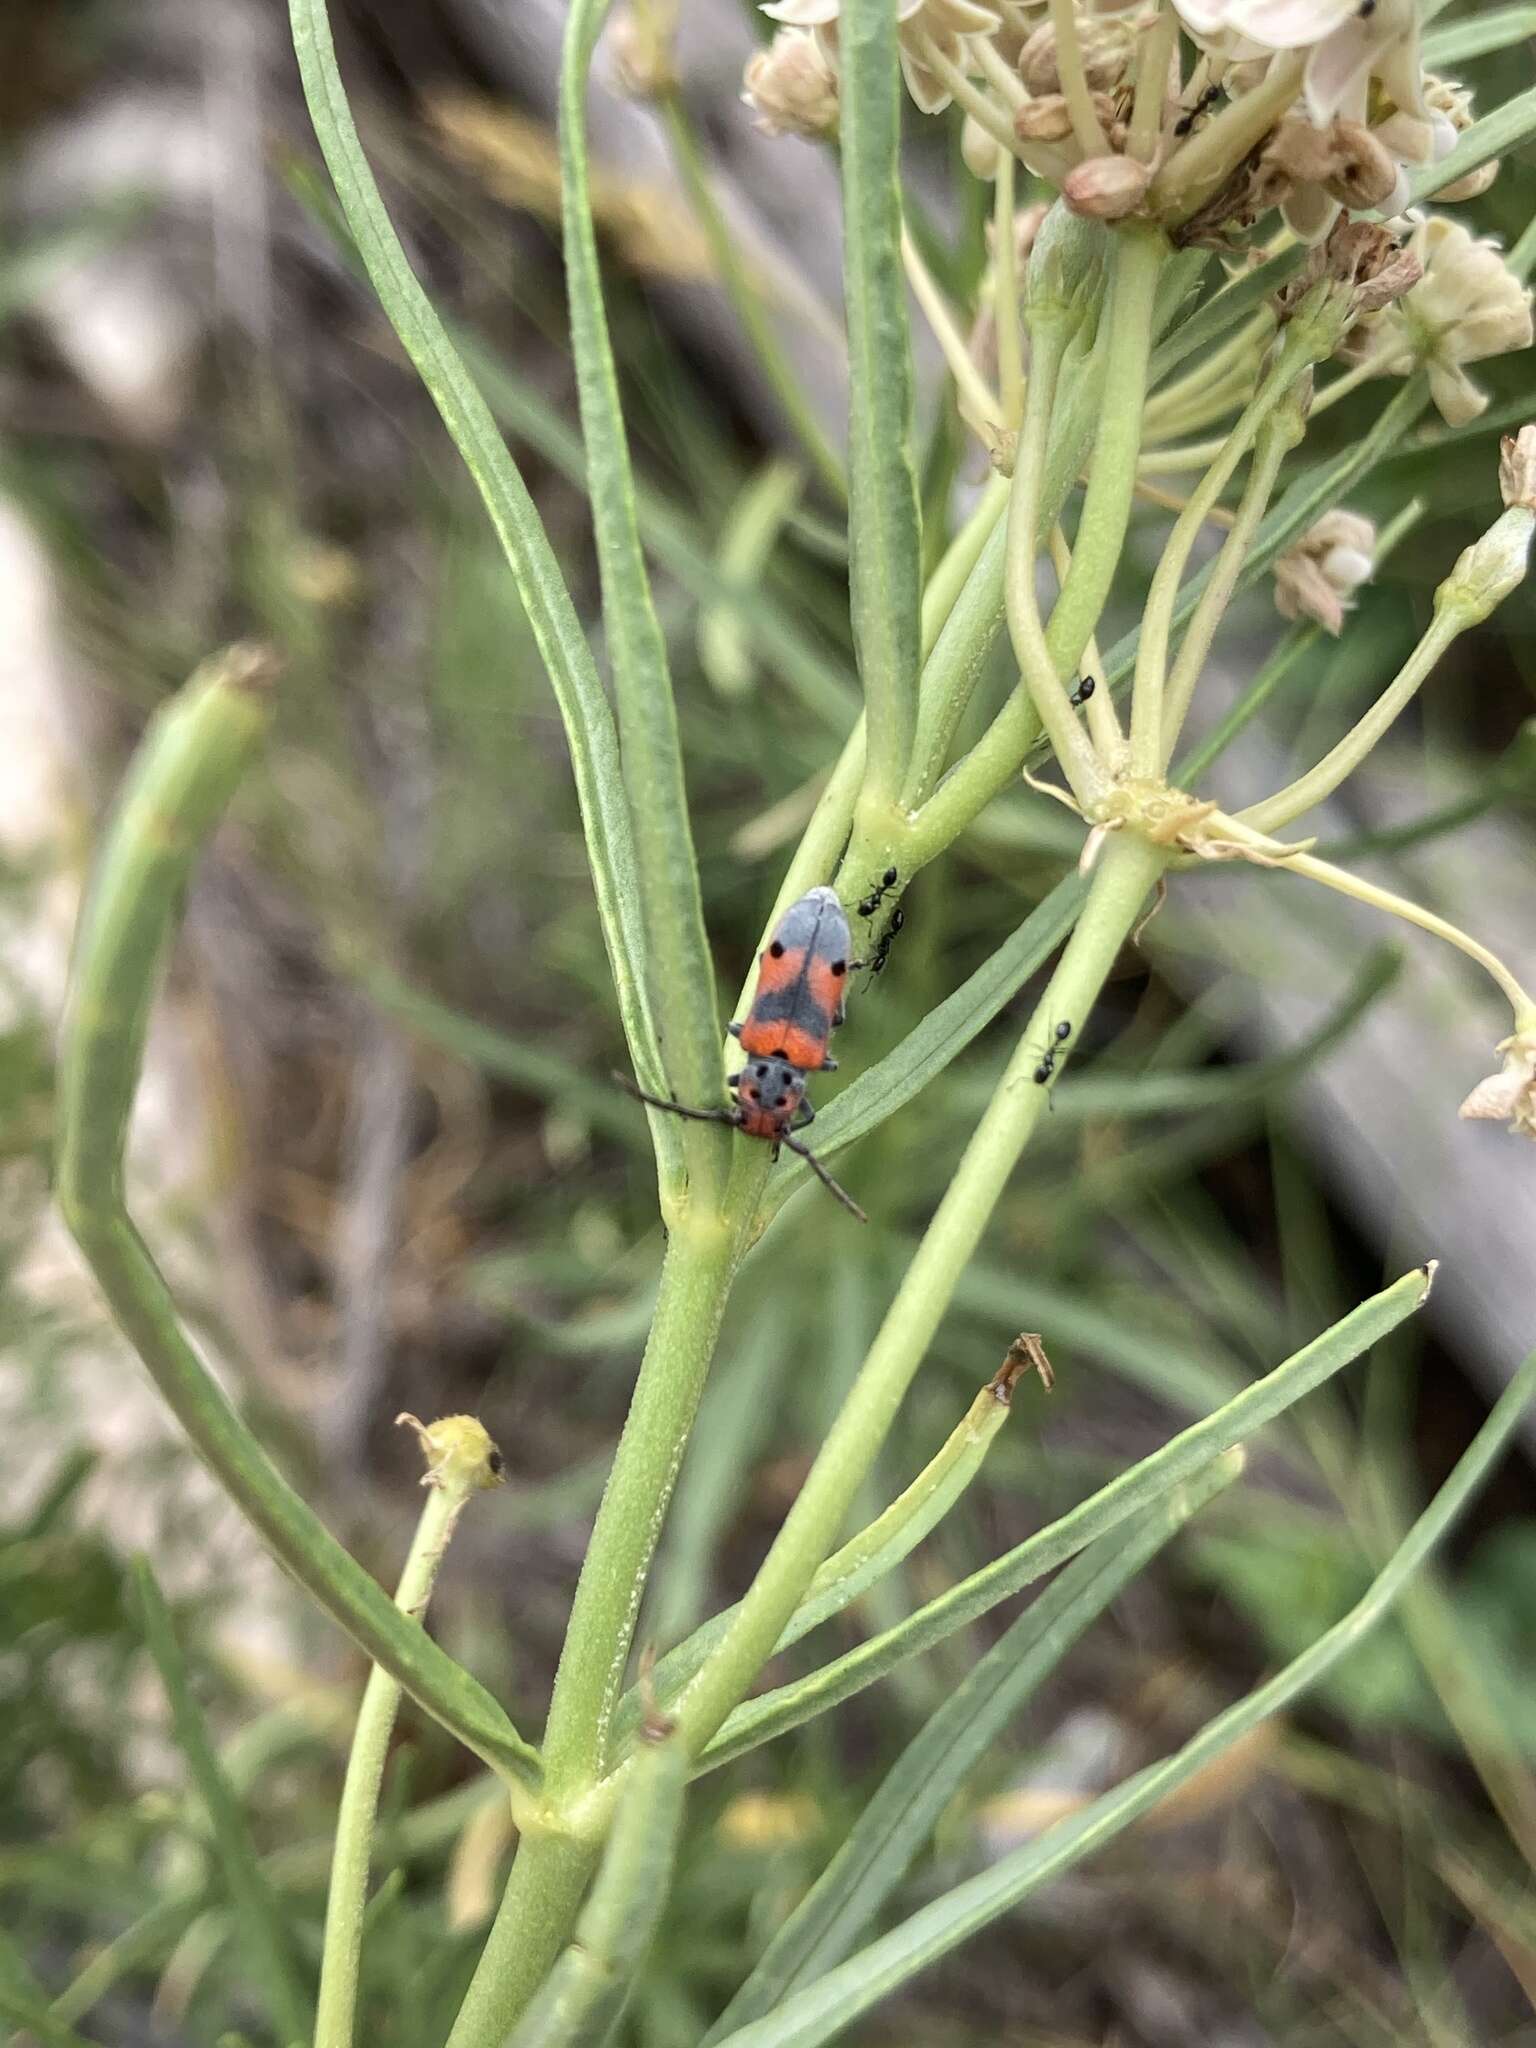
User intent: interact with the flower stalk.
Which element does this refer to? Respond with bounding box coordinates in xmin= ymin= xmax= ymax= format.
xmin=316 ymin=1416 xmax=506 ymax=2048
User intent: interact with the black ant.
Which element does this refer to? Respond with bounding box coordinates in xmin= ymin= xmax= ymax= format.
xmin=857 ymin=865 xmax=899 ymax=919
xmin=870 ymin=902 xmax=905 ymax=977
xmin=1173 ymin=84 xmax=1224 ymax=137
xmin=1069 ymin=674 xmax=1096 ymax=708
xmin=1032 ymin=1020 xmax=1072 ymax=1087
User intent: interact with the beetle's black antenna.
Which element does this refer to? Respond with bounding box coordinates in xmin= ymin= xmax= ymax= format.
xmin=613 ymin=1075 xmax=736 ymax=1126
xmin=780 ymin=1133 xmax=868 ymax=1222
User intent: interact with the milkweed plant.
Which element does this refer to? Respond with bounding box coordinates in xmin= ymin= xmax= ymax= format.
xmin=51 ymin=0 xmax=1536 ymax=2042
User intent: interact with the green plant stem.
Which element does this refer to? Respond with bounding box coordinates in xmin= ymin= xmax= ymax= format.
xmin=445 ymin=1833 xmax=600 ymax=2048
xmin=54 ymin=652 xmax=539 ymax=1799
xmin=660 ymin=92 xmax=846 ymax=504
xmin=919 ymin=474 xmax=1009 ymax=663
xmin=667 ymin=830 xmax=1166 ymax=1764
xmin=1149 ymin=52 xmax=1304 ymax=222
xmin=561 ymin=0 xmax=727 ymax=1205
xmin=1157 ymin=407 xmax=1294 ymax=763
xmin=1143 ymin=322 xmax=1272 ymax=440
xmin=316 ymin=1450 xmax=492 ymax=2048
xmin=506 ymin=1728 xmax=686 ymax=2048
xmin=1003 ymin=314 xmax=1106 ymax=805
xmin=1406 ymin=82 xmax=1536 ymax=206
xmin=1137 ymin=433 xmax=1233 ymax=476
xmin=903 ymin=227 xmax=1000 ymax=434
xmin=899 ymin=315 xmax=1108 ymax=822
xmin=910 ymin=33 xmax=1019 ymax=156
xmin=1173 ymin=624 xmax=1319 ymax=786
xmin=1048 ymin=223 xmax=1167 ymax=675
xmin=1238 ymin=604 xmax=1491 ymax=835
xmin=841 ymin=0 xmax=923 ymax=814
xmin=993 ymin=153 xmax=1024 ymax=427
xmin=1309 ymin=349 xmax=1391 ymax=415
xmin=1225 ymin=832 xmax=1536 ymax=1017
xmin=541 ymin=1226 xmax=739 ymax=1805
xmin=704 ymin=1455 xmax=1239 ymax=2039
xmin=1050 ymin=0 xmax=1110 ymax=156
xmin=1129 ymin=4 xmax=1178 ymax=162
xmin=1130 ymin=328 xmax=1312 ymax=776
xmin=611 ymin=1358 xmax=1039 ymax=1752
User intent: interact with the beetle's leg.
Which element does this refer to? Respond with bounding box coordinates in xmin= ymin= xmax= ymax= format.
xmin=727 ymin=1020 xmax=742 ymax=1040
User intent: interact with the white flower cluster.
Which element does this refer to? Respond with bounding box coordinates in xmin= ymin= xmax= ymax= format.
xmin=742 ymin=0 xmax=1492 ymax=241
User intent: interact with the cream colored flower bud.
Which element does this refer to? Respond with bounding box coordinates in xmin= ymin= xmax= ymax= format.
xmin=1405 ymin=76 xmax=1499 ymax=203
xmin=742 ymin=28 xmax=840 ymax=138
xmin=1438 ymin=505 xmax=1536 ymax=626
xmin=962 ymin=113 xmax=1004 ymax=180
xmin=1460 ymin=1031 xmax=1536 ymax=1141
xmin=1328 ymin=121 xmax=1400 ymax=210
xmin=608 ymin=5 xmax=679 ymax=99
xmin=1437 ymin=159 xmax=1499 ymax=204
xmin=1500 ymin=427 xmax=1536 ymax=514
xmin=1273 ymin=509 xmax=1376 ymax=635
xmin=1019 ymin=9 xmax=1135 ymax=96
xmin=1015 ymin=95 xmax=1074 ymax=144
xmin=1062 ymin=153 xmax=1151 ymax=220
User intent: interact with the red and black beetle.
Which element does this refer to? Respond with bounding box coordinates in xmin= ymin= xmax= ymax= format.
xmin=620 ymin=887 xmax=865 ymax=1219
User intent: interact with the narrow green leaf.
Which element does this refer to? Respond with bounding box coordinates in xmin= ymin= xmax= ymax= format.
xmin=348 ymin=956 xmax=645 ymax=1143
xmin=286 ymin=0 xmax=662 ymax=1099
xmin=50 ymin=1893 xmax=206 ymax=2027
xmin=763 ymin=874 xmax=1089 ymax=1215
xmin=279 ymin=158 xmax=859 ymax=732
xmin=559 ymin=0 xmax=724 ymax=1134
xmin=615 ymin=1356 xmax=1034 ymax=1751
xmin=699 ymin=1267 xmax=1432 ymax=1767
xmin=55 ymin=653 xmax=539 ymax=1791
xmin=840 ymin=0 xmax=923 ymax=802
xmin=508 ymin=1726 xmax=687 ymax=2048
xmin=1407 ymin=85 xmax=1536 ymax=208
xmin=1056 ymin=944 xmax=1399 ymax=1119
xmin=1147 ymin=245 xmax=1302 ymax=388
xmin=660 ymin=94 xmax=847 ymax=503
xmin=452 ymin=332 xmax=857 ymax=733
xmin=133 ymin=1561 xmax=312 ymax=2047
xmin=709 ymin=1340 xmax=1536 ymax=2048
xmin=699 ymin=460 xmax=807 ymax=701
xmin=1424 ymin=5 xmax=1536 ymax=64
xmin=1094 ymin=375 xmax=1430 ymax=715
xmin=707 ymin=1456 xmax=1239 ymax=2039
